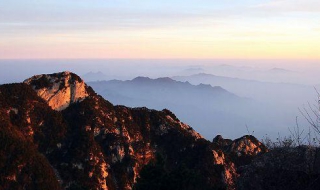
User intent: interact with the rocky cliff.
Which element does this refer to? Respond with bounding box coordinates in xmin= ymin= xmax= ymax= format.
xmin=24 ymin=71 xmax=89 ymax=111
xmin=0 ymin=71 xmax=272 ymax=190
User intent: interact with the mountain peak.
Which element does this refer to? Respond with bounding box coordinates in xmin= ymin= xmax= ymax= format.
xmin=229 ymin=135 xmax=268 ymax=157
xmin=132 ymin=76 xmax=151 ymax=82
xmin=24 ymin=71 xmax=89 ymax=111
xmin=269 ymin=67 xmax=292 ymax=73
xmin=155 ymin=77 xmax=174 ymax=82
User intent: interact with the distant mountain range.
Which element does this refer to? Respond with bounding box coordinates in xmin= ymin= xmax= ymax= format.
xmin=89 ymin=77 xmax=257 ymax=139
xmin=87 ymin=75 xmax=304 ymax=139
xmin=173 ymin=73 xmax=315 ymax=106
xmin=82 ymin=71 xmax=109 ymax=82
xmin=268 ymin=67 xmax=293 ymax=73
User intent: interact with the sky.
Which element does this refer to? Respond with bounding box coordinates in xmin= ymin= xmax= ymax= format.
xmin=0 ymin=0 xmax=320 ymax=59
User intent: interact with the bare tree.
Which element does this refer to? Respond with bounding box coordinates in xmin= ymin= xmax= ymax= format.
xmin=299 ymin=88 xmax=320 ymax=146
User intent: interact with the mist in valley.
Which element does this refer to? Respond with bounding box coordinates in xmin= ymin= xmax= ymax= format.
xmin=1 ymin=59 xmax=319 ymax=141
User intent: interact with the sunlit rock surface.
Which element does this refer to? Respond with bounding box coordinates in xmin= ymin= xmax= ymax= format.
xmin=24 ymin=71 xmax=89 ymax=111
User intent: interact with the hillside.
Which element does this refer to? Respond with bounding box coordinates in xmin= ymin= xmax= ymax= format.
xmin=1 ymin=71 xmax=319 ymax=190
xmin=0 ymin=71 xmax=268 ymax=190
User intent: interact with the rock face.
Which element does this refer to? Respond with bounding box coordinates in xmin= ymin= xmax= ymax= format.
xmin=24 ymin=71 xmax=89 ymax=111
xmin=0 ymin=72 xmax=269 ymax=190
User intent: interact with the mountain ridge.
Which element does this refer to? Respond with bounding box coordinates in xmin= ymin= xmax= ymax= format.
xmin=0 ymin=71 xmax=269 ymax=190
xmin=89 ymin=76 xmax=288 ymax=140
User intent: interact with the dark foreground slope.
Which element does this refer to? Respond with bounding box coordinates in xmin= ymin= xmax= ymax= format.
xmin=0 ymin=71 xmax=275 ymax=190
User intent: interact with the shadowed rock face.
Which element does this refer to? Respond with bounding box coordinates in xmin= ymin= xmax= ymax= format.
xmin=0 ymin=71 xmax=269 ymax=190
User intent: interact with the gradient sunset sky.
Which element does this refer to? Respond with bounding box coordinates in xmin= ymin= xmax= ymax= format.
xmin=0 ymin=0 xmax=319 ymax=59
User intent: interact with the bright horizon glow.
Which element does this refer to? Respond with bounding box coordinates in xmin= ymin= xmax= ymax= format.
xmin=1 ymin=0 xmax=320 ymax=60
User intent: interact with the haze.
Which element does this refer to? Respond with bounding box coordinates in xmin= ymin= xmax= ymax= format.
xmin=0 ymin=59 xmax=319 ymax=140
xmin=1 ymin=0 xmax=320 ymax=140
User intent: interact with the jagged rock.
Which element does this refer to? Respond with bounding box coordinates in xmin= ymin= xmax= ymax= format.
xmin=0 ymin=71 xmax=269 ymax=190
xmin=24 ymin=71 xmax=90 ymax=111
xmin=226 ymin=135 xmax=268 ymax=159
xmin=211 ymin=135 xmax=268 ymax=190
xmin=213 ymin=135 xmax=233 ymax=147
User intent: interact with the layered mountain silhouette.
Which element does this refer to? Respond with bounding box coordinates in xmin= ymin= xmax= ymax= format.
xmin=171 ymin=73 xmax=317 ymax=137
xmin=173 ymin=73 xmax=313 ymax=104
xmin=88 ymin=76 xmax=302 ymax=139
xmin=1 ymin=71 xmax=319 ymax=190
xmin=88 ymin=77 xmax=260 ymax=139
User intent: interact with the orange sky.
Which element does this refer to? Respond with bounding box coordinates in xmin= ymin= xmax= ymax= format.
xmin=1 ymin=0 xmax=320 ymax=60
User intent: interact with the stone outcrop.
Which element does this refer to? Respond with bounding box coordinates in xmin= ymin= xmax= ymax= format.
xmin=24 ymin=71 xmax=89 ymax=111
